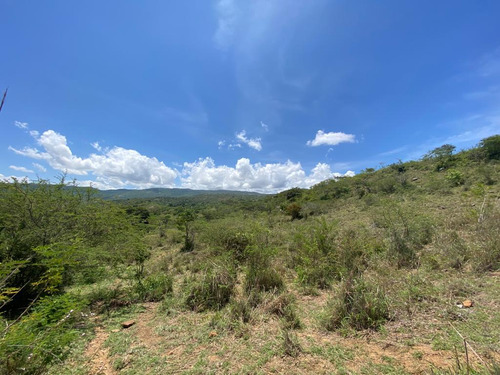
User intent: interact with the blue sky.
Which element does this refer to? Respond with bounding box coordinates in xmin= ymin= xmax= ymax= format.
xmin=1 ymin=0 xmax=500 ymax=192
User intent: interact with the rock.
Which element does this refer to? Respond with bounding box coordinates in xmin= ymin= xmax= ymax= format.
xmin=462 ymin=300 xmax=474 ymax=308
xmin=121 ymin=320 xmax=136 ymax=328
xmin=412 ymin=177 xmax=419 ymax=181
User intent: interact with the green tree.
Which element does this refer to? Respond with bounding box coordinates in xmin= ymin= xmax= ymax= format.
xmin=176 ymin=210 xmax=195 ymax=252
xmin=479 ymin=134 xmax=500 ymax=160
xmin=424 ymin=144 xmax=456 ymax=159
xmin=285 ymin=203 xmax=303 ymax=220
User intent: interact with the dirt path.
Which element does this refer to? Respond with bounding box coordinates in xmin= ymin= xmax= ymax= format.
xmin=133 ymin=302 xmax=163 ymax=349
xmin=84 ymin=326 xmax=116 ymax=375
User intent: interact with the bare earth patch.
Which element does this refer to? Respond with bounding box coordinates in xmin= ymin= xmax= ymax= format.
xmin=85 ymin=326 xmax=115 ymax=375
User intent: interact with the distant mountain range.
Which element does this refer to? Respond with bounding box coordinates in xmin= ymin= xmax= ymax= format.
xmin=94 ymin=187 xmax=264 ymax=200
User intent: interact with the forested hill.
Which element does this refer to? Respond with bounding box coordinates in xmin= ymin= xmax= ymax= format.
xmin=95 ymin=187 xmax=264 ymax=200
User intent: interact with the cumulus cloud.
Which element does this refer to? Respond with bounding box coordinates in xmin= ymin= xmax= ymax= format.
xmin=307 ymin=130 xmax=356 ymax=147
xmin=181 ymin=157 xmax=353 ymax=193
xmin=236 ymin=130 xmax=262 ymax=151
xmin=9 ymin=130 xmax=178 ymax=188
xmin=9 ymin=128 xmax=354 ymax=192
xmin=9 ymin=165 xmax=34 ymax=173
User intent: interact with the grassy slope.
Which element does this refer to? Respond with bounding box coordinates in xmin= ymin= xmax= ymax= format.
xmin=48 ymin=148 xmax=500 ymax=374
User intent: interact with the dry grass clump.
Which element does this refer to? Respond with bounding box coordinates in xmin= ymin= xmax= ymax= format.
xmin=185 ymin=262 xmax=236 ymax=311
xmin=321 ymin=275 xmax=389 ymax=331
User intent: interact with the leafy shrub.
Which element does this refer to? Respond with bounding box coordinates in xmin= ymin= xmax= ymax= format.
xmin=0 ymin=294 xmax=86 ymax=374
xmin=321 ymin=276 xmax=389 ymax=331
xmin=136 ymin=273 xmax=173 ymax=302
xmin=186 ymin=262 xmax=236 ymax=311
xmin=445 ymin=169 xmax=465 ymax=186
xmin=285 ymin=203 xmax=303 ymax=220
xmin=375 ymin=177 xmax=398 ymax=194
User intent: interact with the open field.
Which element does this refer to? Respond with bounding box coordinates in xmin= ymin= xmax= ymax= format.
xmin=2 ymin=139 xmax=500 ymax=374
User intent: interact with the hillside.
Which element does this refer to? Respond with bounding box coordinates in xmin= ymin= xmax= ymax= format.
xmin=96 ymin=187 xmax=264 ymax=200
xmin=1 ymin=136 xmax=499 ymax=375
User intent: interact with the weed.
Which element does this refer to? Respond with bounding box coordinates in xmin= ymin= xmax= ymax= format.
xmin=281 ymin=328 xmax=302 ymax=357
xmin=263 ymin=292 xmax=301 ymax=329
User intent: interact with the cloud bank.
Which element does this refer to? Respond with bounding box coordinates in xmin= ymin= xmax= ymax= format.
xmin=181 ymin=157 xmax=353 ymax=193
xmin=8 ymin=129 xmax=354 ymax=192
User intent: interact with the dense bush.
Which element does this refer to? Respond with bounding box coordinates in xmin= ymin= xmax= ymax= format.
xmin=479 ymin=135 xmax=500 ymax=160
xmin=0 ymin=294 xmax=86 ymax=374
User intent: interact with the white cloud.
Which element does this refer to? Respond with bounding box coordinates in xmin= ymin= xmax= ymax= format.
xmin=9 ymin=128 xmax=354 ymax=192
xmin=14 ymin=121 xmax=29 ymax=129
xmin=181 ymin=157 xmax=353 ymax=193
xmin=0 ymin=173 xmax=30 ymax=182
xmin=9 ymin=165 xmax=34 ymax=173
xmin=9 ymin=129 xmax=178 ymax=188
xmin=261 ymin=121 xmax=269 ymax=131
xmin=32 ymin=163 xmax=47 ymax=172
xmin=307 ymin=130 xmax=356 ymax=147
xmin=236 ymin=130 xmax=262 ymax=151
